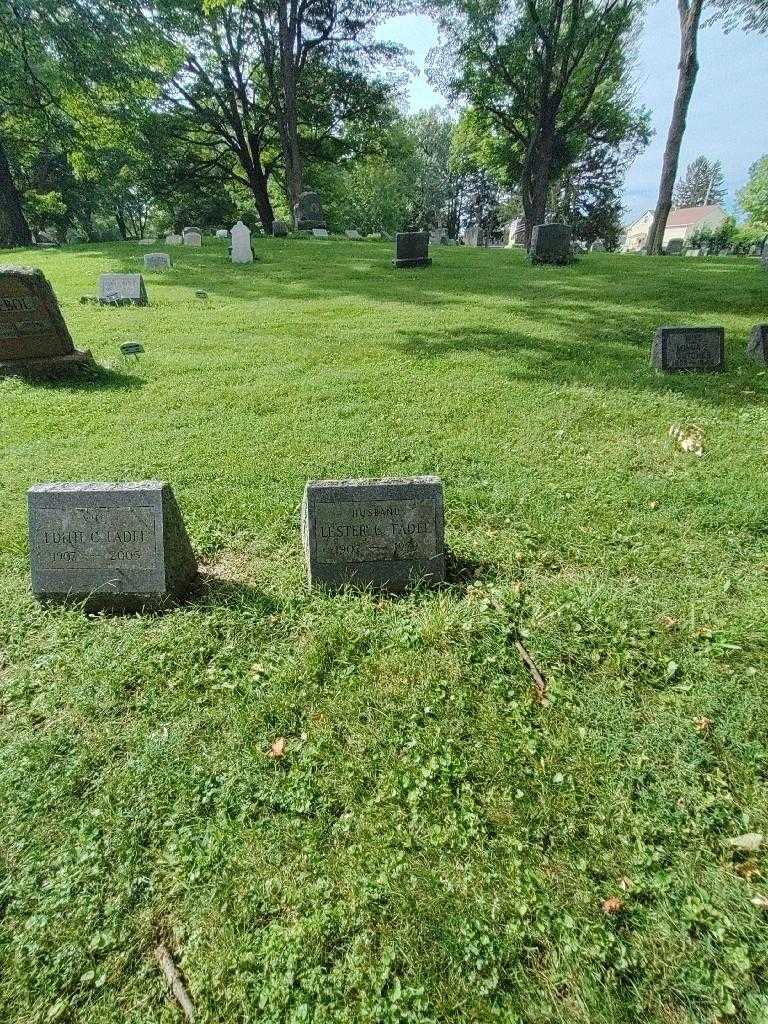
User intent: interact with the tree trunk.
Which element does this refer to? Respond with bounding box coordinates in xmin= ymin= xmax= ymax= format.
xmin=522 ymin=112 xmax=556 ymax=248
xmin=645 ymin=0 xmax=703 ymax=255
xmin=115 ymin=208 xmax=128 ymax=239
xmin=277 ymin=1 xmax=303 ymax=213
xmin=247 ymin=163 xmax=276 ymax=233
xmin=0 ymin=137 xmax=32 ymax=246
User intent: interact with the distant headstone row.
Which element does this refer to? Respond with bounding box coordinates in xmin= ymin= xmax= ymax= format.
xmin=27 ymin=475 xmax=446 ymax=608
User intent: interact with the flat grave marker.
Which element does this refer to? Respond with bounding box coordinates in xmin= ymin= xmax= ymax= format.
xmin=301 ymin=476 xmax=445 ymax=591
xmin=345 ymin=229 xmax=361 ymax=239
xmin=98 ymin=273 xmax=148 ymax=306
xmin=393 ymin=231 xmax=432 ymax=269
xmin=28 ymin=481 xmax=198 ymax=609
xmin=0 ymin=266 xmax=93 ymax=377
xmin=312 ymin=228 xmax=329 ymax=239
xmin=651 ymin=326 xmax=725 ymax=373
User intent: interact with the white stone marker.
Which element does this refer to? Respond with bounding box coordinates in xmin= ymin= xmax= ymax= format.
xmin=215 ymin=229 xmax=229 ymax=239
xmin=345 ymin=229 xmax=361 ymax=240
xmin=230 ymin=220 xmax=253 ymax=263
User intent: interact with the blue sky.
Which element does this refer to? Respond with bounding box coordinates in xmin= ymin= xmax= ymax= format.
xmin=378 ymin=7 xmax=767 ymax=223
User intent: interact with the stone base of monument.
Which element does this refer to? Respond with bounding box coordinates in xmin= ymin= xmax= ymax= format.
xmin=392 ymin=257 xmax=433 ymax=269
xmin=651 ymin=326 xmax=725 ymax=373
xmin=0 ymin=348 xmax=95 ymax=379
xmin=28 ymin=481 xmax=198 ymax=610
xmin=302 ymin=476 xmax=445 ymax=591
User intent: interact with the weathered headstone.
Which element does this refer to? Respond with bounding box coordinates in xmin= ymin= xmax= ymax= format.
xmin=215 ymin=229 xmax=229 ymax=239
xmin=665 ymin=239 xmax=684 ymax=255
xmin=98 ymin=273 xmax=148 ymax=306
xmin=589 ymin=239 xmax=605 ymax=252
xmin=651 ymin=326 xmax=725 ymax=373
xmin=685 ymin=249 xmax=700 ymax=257
xmin=293 ymin=191 xmax=326 ymax=231
xmin=182 ymin=229 xmax=202 ymax=248
xmin=143 ymin=252 xmax=171 ymax=271
xmin=301 ymin=477 xmax=445 ymax=591
xmin=392 ymin=231 xmax=432 ymax=269
xmin=312 ymin=228 xmax=329 ymax=239
xmin=165 ymin=233 xmax=183 ymax=246
xmin=345 ymin=229 xmax=361 ymax=240
xmin=137 ymin=238 xmax=156 ymax=246
xmin=0 ymin=266 xmax=94 ymax=377
xmin=528 ymin=224 xmax=572 ymax=265
xmin=28 ymin=481 xmax=198 ymax=609
xmin=230 ymin=220 xmax=253 ymax=263
xmin=272 ymin=220 xmax=288 ymax=237
xmin=747 ymin=324 xmax=768 ymax=365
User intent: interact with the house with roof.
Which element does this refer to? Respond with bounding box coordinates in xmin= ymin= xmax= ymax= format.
xmin=622 ymin=204 xmax=727 ymax=252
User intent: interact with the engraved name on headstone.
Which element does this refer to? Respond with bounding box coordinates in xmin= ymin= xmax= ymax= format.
xmin=98 ymin=273 xmax=148 ymax=306
xmin=28 ymin=481 xmax=198 ymax=608
xmin=392 ymin=232 xmax=432 ymax=269
xmin=301 ymin=477 xmax=445 ymax=590
xmin=0 ymin=266 xmax=93 ymax=377
xmin=651 ymin=326 xmax=725 ymax=372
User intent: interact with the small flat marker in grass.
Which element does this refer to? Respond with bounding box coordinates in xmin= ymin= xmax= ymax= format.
xmin=120 ymin=341 xmax=144 ymax=359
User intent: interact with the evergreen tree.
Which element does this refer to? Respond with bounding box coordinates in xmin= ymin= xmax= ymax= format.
xmin=673 ymin=156 xmax=726 ymax=207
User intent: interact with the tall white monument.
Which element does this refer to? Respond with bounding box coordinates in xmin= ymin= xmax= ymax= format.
xmin=231 ymin=220 xmax=253 ymax=264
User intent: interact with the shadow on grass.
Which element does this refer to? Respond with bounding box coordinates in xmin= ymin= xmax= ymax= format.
xmin=444 ymin=548 xmax=500 ymax=588
xmin=23 ymin=364 xmax=144 ymax=392
xmin=194 ymin=571 xmax=281 ymax=614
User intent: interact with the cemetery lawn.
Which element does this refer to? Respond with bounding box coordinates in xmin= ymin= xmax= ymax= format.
xmin=3 ymin=237 xmax=768 ymax=1024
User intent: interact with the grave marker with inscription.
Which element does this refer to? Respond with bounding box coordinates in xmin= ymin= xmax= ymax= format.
xmin=165 ymin=233 xmax=183 ymax=246
xmin=747 ymin=324 xmax=768 ymax=365
xmin=98 ymin=273 xmax=148 ymax=306
xmin=143 ymin=252 xmax=171 ymax=271
xmin=28 ymin=481 xmax=198 ymax=609
xmin=183 ymin=228 xmax=202 ymax=247
xmin=231 ymin=220 xmax=253 ymax=263
xmin=392 ymin=232 xmax=432 ymax=269
xmin=651 ymin=326 xmax=725 ymax=372
xmin=301 ymin=477 xmax=445 ymax=591
xmin=0 ymin=266 xmax=93 ymax=377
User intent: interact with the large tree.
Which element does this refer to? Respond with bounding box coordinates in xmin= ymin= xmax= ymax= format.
xmin=429 ymin=0 xmax=644 ymax=247
xmin=644 ymin=0 xmax=767 ymax=254
xmin=672 ymin=155 xmax=726 ymax=207
xmin=738 ymin=155 xmax=768 ymax=225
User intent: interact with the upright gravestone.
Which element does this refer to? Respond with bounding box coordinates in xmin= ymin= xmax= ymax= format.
xmin=143 ymin=253 xmax=171 ymax=271
xmin=301 ymin=477 xmax=445 ymax=591
xmin=651 ymin=326 xmax=725 ymax=373
xmin=0 ymin=266 xmax=94 ymax=377
xmin=589 ymin=239 xmax=605 ymax=252
xmin=165 ymin=233 xmax=183 ymax=246
xmin=28 ymin=481 xmax=198 ymax=609
xmin=272 ymin=220 xmax=288 ymax=238
xmin=393 ymin=232 xmax=432 ymax=269
xmin=183 ymin=228 xmax=202 ymax=248
xmin=345 ymin=229 xmax=361 ymax=240
xmin=230 ymin=220 xmax=253 ymax=263
xmin=666 ymin=239 xmax=685 ymax=255
xmin=528 ymin=224 xmax=573 ymax=265
xmin=747 ymin=325 xmax=768 ymax=365
xmin=215 ymin=229 xmax=229 ymax=239
xmin=98 ymin=273 xmax=148 ymax=306
xmin=293 ymin=191 xmax=326 ymax=231
xmin=312 ymin=228 xmax=329 ymax=239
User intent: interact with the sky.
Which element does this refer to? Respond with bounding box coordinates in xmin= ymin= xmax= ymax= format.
xmin=377 ymin=7 xmax=768 ymax=224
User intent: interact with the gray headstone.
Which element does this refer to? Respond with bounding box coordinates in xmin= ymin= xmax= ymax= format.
xmin=0 ymin=266 xmax=94 ymax=377
xmin=272 ymin=220 xmax=289 ymax=237
xmin=393 ymin=232 xmax=432 ymax=269
xmin=529 ymin=224 xmax=573 ymax=265
xmin=312 ymin=228 xmax=329 ymax=239
xmin=215 ymin=229 xmax=229 ymax=239
xmin=143 ymin=252 xmax=171 ymax=271
xmin=344 ymin=229 xmax=361 ymax=239
xmin=293 ymin=191 xmax=326 ymax=231
xmin=589 ymin=239 xmax=605 ymax=252
xmin=28 ymin=481 xmax=198 ymax=609
xmin=230 ymin=220 xmax=253 ymax=263
xmin=182 ymin=230 xmax=202 ymax=248
xmin=165 ymin=233 xmax=183 ymax=246
xmin=685 ymin=249 xmax=700 ymax=257
xmin=651 ymin=326 xmax=725 ymax=373
xmin=98 ymin=273 xmax=148 ymax=306
xmin=747 ymin=324 xmax=768 ymax=365
xmin=302 ymin=477 xmax=445 ymax=591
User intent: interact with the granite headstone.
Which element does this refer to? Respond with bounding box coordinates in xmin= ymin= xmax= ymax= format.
xmin=302 ymin=476 xmax=445 ymax=591
xmin=345 ymin=229 xmax=361 ymax=240
xmin=272 ymin=220 xmax=288 ymax=237
xmin=528 ymin=224 xmax=572 ymax=264
xmin=392 ymin=231 xmax=432 ymax=269
xmin=98 ymin=273 xmax=148 ymax=306
xmin=143 ymin=252 xmax=171 ymax=271
xmin=747 ymin=325 xmax=768 ymax=365
xmin=165 ymin=233 xmax=183 ymax=246
xmin=651 ymin=326 xmax=725 ymax=372
xmin=28 ymin=481 xmax=198 ymax=609
xmin=293 ymin=191 xmax=326 ymax=231
xmin=0 ymin=266 xmax=93 ymax=377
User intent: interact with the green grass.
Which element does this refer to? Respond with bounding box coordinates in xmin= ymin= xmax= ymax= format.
xmin=1 ymin=237 xmax=768 ymax=1023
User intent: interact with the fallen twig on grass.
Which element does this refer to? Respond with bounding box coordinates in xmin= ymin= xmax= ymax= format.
xmin=155 ymin=943 xmax=196 ymax=1021
xmin=514 ymin=640 xmax=547 ymax=705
